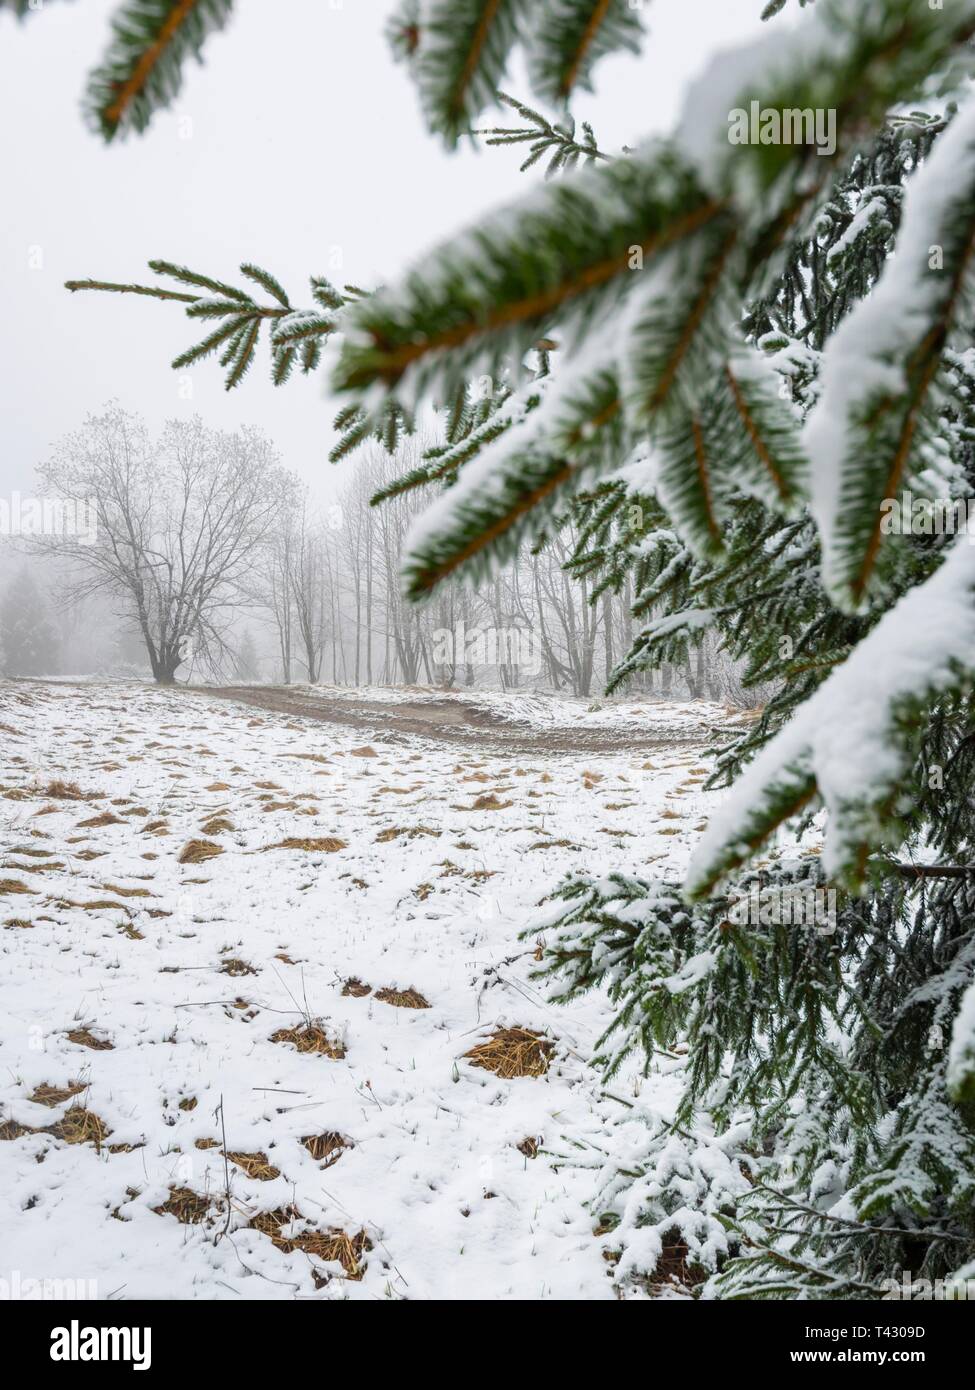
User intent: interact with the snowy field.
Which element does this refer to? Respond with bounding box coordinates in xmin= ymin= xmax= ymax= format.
xmin=0 ymin=680 xmax=722 ymax=1301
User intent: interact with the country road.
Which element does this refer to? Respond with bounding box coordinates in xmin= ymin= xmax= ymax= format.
xmin=192 ymin=684 xmax=732 ymax=755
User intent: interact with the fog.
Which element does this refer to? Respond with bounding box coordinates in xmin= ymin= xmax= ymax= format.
xmin=0 ymin=0 xmax=772 ymax=679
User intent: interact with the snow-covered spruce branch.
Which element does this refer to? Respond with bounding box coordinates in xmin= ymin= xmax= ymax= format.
xmin=687 ymin=534 xmax=975 ymax=896
xmin=528 ymin=863 xmax=975 ymax=1296
xmin=65 ymin=260 xmax=347 ymax=392
xmin=388 ymin=0 xmax=648 ymax=149
xmin=333 ymin=1 xmax=975 ymax=600
xmin=85 ymin=0 xmax=235 ymax=141
xmin=475 ymin=91 xmax=612 ymax=175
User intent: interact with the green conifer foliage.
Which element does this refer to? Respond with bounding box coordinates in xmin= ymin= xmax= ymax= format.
xmin=85 ymin=0 xmax=235 ymax=141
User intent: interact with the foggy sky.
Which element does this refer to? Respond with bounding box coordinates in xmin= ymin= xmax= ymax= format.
xmin=0 ymin=0 xmax=771 ymax=507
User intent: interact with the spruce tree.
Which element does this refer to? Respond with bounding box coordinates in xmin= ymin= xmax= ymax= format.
xmin=64 ymin=0 xmax=975 ymax=1297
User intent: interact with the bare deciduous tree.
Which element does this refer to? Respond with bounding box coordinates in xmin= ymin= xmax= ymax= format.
xmin=30 ymin=408 xmax=743 ymax=700
xmin=38 ymin=405 xmax=285 ymax=685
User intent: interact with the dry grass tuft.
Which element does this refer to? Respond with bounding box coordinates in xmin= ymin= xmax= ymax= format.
xmin=250 ymin=1205 xmax=370 ymax=1278
xmin=375 ymin=825 xmax=441 ymax=843
xmin=0 ymin=878 xmax=34 ymax=896
xmin=200 ymin=816 xmax=234 ymax=836
xmin=465 ymin=1027 xmax=554 ymax=1079
xmin=178 ymin=839 xmax=224 ymax=865
xmin=3 ymin=918 xmax=34 ymax=929
xmin=341 ymin=978 xmax=371 ymax=998
xmin=153 ymin=1186 xmax=215 ymax=1225
xmin=469 ymin=793 xmax=512 ymax=810
xmin=270 ymin=1023 xmax=346 ymax=1060
xmin=220 ymin=958 xmax=257 ymax=977
xmin=1 ymin=858 xmax=65 ymax=874
xmin=76 ymin=811 xmax=123 ymax=829
xmin=29 ymin=1081 xmax=84 ymax=1108
xmin=292 ymin=1228 xmax=370 ymax=1278
xmin=39 ymin=780 xmax=100 ymax=801
xmin=101 ymin=883 xmax=154 ymax=898
xmin=249 ymin=1203 xmax=300 ymax=1241
xmin=262 ymin=837 xmax=347 ymax=853
xmin=300 ymin=1132 xmax=353 ymax=1167
xmin=227 ymin=1150 xmax=281 ymax=1181
xmin=0 ymin=1119 xmax=30 ymax=1141
xmin=437 ymin=860 xmax=497 ymax=882
xmin=47 ymin=1106 xmax=111 ymax=1148
xmin=374 ymin=986 xmax=430 ymax=1010
xmin=52 ymin=897 xmax=127 ymax=914
xmin=645 ymin=1230 xmax=708 ymax=1296
xmin=66 ymin=1027 xmax=113 ymax=1051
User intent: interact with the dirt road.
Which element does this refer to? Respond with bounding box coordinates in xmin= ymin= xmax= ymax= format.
xmin=194 ymin=684 xmax=725 ymax=755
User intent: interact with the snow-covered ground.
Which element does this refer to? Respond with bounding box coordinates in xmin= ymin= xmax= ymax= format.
xmin=0 ymin=680 xmax=720 ymax=1301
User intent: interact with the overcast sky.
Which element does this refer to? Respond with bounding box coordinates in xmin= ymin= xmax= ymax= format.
xmin=0 ymin=0 xmax=772 ymax=505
